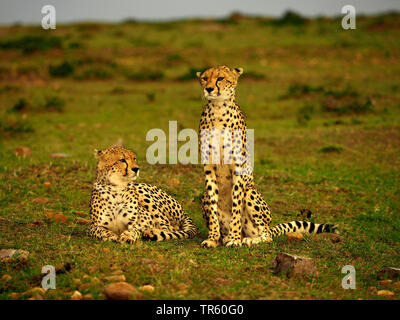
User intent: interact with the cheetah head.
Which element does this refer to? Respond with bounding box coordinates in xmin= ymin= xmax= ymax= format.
xmin=197 ymin=65 xmax=243 ymax=101
xmin=94 ymin=147 xmax=139 ymax=186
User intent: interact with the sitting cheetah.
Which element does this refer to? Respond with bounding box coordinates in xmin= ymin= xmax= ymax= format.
xmin=88 ymin=146 xmax=198 ymax=243
xmin=197 ymin=66 xmax=338 ymax=248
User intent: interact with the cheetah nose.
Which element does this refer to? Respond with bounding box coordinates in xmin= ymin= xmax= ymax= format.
xmin=132 ymin=167 xmax=139 ymax=173
xmin=206 ymin=87 xmax=214 ymax=93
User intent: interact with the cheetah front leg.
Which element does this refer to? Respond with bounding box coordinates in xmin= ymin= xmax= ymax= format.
xmin=89 ymin=223 xmax=119 ymax=242
xmin=201 ymin=164 xmax=221 ymax=248
xmin=225 ymin=172 xmax=245 ymax=247
xmin=120 ymin=226 xmax=142 ymax=244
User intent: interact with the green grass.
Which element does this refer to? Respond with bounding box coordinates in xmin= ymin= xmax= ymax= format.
xmin=0 ymin=13 xmax=400 ymax=300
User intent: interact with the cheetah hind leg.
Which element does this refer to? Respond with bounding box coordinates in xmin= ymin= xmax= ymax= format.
xmin=241 ymin=190 xmax=273 ymax=247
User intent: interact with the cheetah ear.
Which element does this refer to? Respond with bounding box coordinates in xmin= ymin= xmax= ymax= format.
xmin=234 ymin=68 xmax=243 ymax=76
xmin=196 ymin=71 xmax=202 ymax=78
xmin=93 ymin=149 xmax=102 ymax=158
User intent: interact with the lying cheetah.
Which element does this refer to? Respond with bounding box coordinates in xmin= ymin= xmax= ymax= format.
xmin=89 ymin=146 xmax=198 ymax=243
xmin=197 ymin=66 xmax=338 ymax=248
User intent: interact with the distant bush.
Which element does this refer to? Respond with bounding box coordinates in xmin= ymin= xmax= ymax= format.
xmin=287 ymin=83 xmax=324 ymax=97
xmin=49 ymin=61 xmax=74 ymax=77
xmin=165 ymin=53 xmax=184 ymax=66
xmin=146 ymin=92 xmax=156 ymax=102
xmin=43 ymin=96 xmax=65 ymax=112
xmin=241 ymin=71 xmax=267 ymax=80
xmin=318 ymin=145 xmax=343 ymax=154
xmin=130 ymin=36 xmax=159 ymax=47
xmin=75 ymin=68 xmax=112 ymax=80
xmin=68 ymin=41 xmax=83 ymax=49
xmin=10 ymin=98 xmax=30 ymax=113
xmin=272 ymin=10 xmax=307 ymax=26
xmin=296 ymin=104 xmax=314 ymax=125
xmin=0 ymin=115 xmax=33 ymax=137
xmin=0 ymin=85 xmax=21 ymax=93
xmin=110 ymin=86 xmax=127 ymax=94
xmin=0 ymin=35 xmax=62 ymax=54
xmin=321 ymin=96 xmax=373 ymax=115
xmin=124 ymin=70 xmax=164 ymax=81
xmin=177 ymin=68 xmax=201 ymax=81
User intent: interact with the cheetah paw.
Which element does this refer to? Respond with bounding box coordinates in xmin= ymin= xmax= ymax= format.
xmin=201 ymin=239 xmax=219 ymax=248
xmin=242 ymin=237 xmax=255 ymax=247
xmin=119 ymin=231 xmax=139 ymax=244
xmin=142 ymin=228 xmax=162 ymax=241
xmin=225 ymin=239 xmax=242 ymax=247
xmin=105 ymin=234 xmax=120 ymax=243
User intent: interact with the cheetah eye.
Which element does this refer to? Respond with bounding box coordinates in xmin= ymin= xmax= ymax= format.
xmin=202 ymin=77 xmax=208 ymax=81
xmin=217 ymin=77 xmax=225 ymax=81
xmin=119 ymin=158 xmax=127 ymax=163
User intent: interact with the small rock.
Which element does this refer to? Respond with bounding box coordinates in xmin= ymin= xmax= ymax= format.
xmin=104 ymin=282 xmax=138 ymax=300
xmin=32 ymin=197 xmax=49 ymax=204
xmin=76 ymin=217 xmax=91 ymax=225
xmin=111 ymin=269 xmax=124 ymax=275
xmin=378 ymin=279 xmax=393 ymax=288
xmin=368 ymin=286 xmax=377 ymax=294
xmin=1 ymin=274 xmax=12 ymax=281
xmin=73 ymin=211 xmax=86 ymax=216
xmin=282 ymin=291 xmax=298 ymax=297
xmin=104 ymin=275 xmax=126 ymax=282
xmin=51 ymin=153 xmax=71 ymax=159
xmin=167 ymin=177 xmax=180 ymax=186
xmin=271 ymin=252 xmax=319 ymax=278
xmin=44 ymin=212 xmax=55 ymax=220
xmin=73 ymin=278 xmax=82 ymax=287
xmin=0 ymin=249 xmax=29 ymax=264
xmin=9 ymin=292 xmax=20 ymax=299
xmin=378 ymin=267 xmax=400 ymax=280
xmin=83 ymin=293 xmax=94 ymax=300
xmin=139 ymin=285 xmax=155 ymax=293
xmin=176 ymin=283 xmax=189 ymax=294
xmin=71 ymin=291 xmax=83 ymax=300
xmin=377 ymin=290 xmax=395 ymax=297
xmin=54 ymin=213 xmax=69 ymax=224
xmin=15 ymin=146 xmax=32 ymax=157
xmin=24 ymin=287 xmax=46 ymax=297
xmin=78 ymin=283 xmax=91 ymax=291
xmin=286 ymin=232 xmax=304 ymax=242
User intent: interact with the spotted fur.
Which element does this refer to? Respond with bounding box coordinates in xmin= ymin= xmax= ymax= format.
xmin=88 ymin=147 xmax=198 ymax=243
xmin=197 ymin=66 xmax=338 ymax=247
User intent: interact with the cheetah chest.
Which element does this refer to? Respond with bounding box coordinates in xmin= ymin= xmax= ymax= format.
xmin=97 ymin=187 xmax=138 ymax=235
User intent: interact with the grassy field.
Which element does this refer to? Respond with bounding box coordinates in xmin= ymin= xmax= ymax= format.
xmin=0 ymin=12 xmax=399 ymax=300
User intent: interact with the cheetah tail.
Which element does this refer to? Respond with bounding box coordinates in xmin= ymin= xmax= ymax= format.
xmin=268 ymin=221 xmax=339 ymax=239
xmin=151 ymin=217 xmax=198 ymax=241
